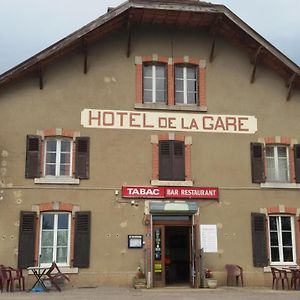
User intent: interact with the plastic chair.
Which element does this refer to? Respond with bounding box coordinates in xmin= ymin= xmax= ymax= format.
xmin=290 ymin=269 xmax=300 ymax=290
xmin=8 ymin=267 xmax=25 ymax=292
xmin=225 ymin=264 xmax=244 ymax=286
xmin=0 ymin=265 xmax=12 ymax=292
xmin=43 ymin=262 xmax=70 ymax=292
xmin=271 ymin=267 xmax=289 ymax=290
xmin=0 ymin=265 xmax=25 ymax=292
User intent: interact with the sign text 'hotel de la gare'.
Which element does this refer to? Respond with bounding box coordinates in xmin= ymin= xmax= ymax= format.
xmin=81 ymin=109 xmax=257 ymax=134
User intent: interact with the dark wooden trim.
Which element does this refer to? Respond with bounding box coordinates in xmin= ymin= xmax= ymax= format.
xmin=126 ymin=14 xmax=133 ymax=58
xmin=250 ymin=46 xmax=263 ymax=84
xmin=286 ymin=73 xmax=297 ymax=101
xmin=209 ymin=16 xmax=222 ymax=63
xmin=38 ymin=66 xmax=43 ymax=90
xmin=83 ymin=39 xmax=88 ymax=74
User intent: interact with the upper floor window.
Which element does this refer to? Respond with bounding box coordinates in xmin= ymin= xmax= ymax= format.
xmin=268 ymin=215 xmax=296 ymax=264
xmin=25 ymin=131 xmax=90 ymax=184
xmin=45 ymin=138 xmax=72 ymax=177
xmin=159 ymin=140 xmax=185 ymax=181
xmin=40 ymin=212 xmax=71 ymax=266
xmin=250 ymin=141 xmax=300 ymax=185
xmin=143 ymin=64 xmax=166 ymax=103
xmin=266 ymin=145 xmax=289 ymax=182
xmin=175 ymin=65 xmax=198 ymax=105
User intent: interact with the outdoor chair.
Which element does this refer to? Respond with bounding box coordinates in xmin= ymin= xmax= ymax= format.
xmin=290 ymin=269 xmax=300 ymax=290
xmin=0 ymin=264 xmax=25 ymax=292
xmin=271 ymin=267 xmax=289 ymax=290
xmin=0 ymin=265 xmax=11 ymax=292
xmin=43 ymin=262 xmax=70 ymax=292
xmin=225 ymin=264 xmax=244 ymax=287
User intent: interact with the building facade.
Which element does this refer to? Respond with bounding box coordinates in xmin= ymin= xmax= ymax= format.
xmin=0 ymin=0 xmax=300 ymax=288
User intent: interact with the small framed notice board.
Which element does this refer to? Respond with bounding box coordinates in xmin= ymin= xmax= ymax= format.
xmin=128 ymin=235 xmax=143 ymax=248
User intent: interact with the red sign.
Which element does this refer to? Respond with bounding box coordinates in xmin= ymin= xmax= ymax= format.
xmin=122 ymin=186 xmax=165 ymax=198
xmin=122 ymin=186 xmax=218 ymax=199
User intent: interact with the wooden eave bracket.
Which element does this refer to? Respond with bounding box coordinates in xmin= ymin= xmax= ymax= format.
xmin=38 ymin=65 xmax=43 ymax=90
xmin=286 ymin=72 xmax=298 ymax=101
xmin=126 ymin=14 xmax=133 ymax=58
xmin=250 ymin=46 xmax=263 ymax=84
xmin=209 ymin=16 xmax=223 ymax=63
xmin=82 ymin=39 xmax=88 ymax=74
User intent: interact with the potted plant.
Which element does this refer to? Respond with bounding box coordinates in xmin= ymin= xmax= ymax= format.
xmin=205 ymin=268 xmax=217 ymax=288
xmin=132 ymin=263 xmax=146 ymax=289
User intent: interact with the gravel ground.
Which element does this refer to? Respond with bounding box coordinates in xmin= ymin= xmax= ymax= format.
xmin=1 ymin=286 xmax=300 ymax=300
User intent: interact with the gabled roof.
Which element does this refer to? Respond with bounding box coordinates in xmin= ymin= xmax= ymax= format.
xmin=0 ymin=0 xmax=299 ymax=93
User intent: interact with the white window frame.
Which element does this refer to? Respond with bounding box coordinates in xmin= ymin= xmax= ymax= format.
xmin=44 ymin=138 xmax=73 ymax=177
xmin=266 ymin=145 xmax=290 ymax=182
xmin=39 ymin=212 xmax=71 ymax=267
xmin=268 ymin=215 xmax=296 ymax=266
xmin=143 ymin=64 xmax=166 ymax=103
xmin=175 ymin=65 xmax=198 ymax=105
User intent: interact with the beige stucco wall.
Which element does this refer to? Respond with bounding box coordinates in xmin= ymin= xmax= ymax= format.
xmin=0 ymin=26 xmax=300 ymax=287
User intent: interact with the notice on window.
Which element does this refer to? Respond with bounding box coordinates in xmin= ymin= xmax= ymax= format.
xmin=200 ymin=225 xmax=218 ymax=253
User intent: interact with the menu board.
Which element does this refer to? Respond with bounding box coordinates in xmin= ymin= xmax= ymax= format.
xmin=200 ymin=225 xmax=218 ymax=253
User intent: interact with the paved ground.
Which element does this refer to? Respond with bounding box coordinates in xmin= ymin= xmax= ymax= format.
xmin=1 ymin=286 xmax=300 ymax=300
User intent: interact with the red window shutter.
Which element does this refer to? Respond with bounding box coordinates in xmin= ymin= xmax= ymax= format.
xmin=75 ymin=137 xmax=90 ymax=179
xmin=250 ymin=143 xmax=265 ymax=183
xmin=25 ymin=135 xmax=41 ymax=178
xmin=18 ymin=211 xmax=37 ymax=268
xmin=294 ymin=144 xmax=300 ymax=183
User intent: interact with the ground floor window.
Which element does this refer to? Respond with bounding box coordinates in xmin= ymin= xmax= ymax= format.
xmin=40 ymin=212 xmax=71 ymax=266
xmin=268 ymin=215 xmax=296 ymax=264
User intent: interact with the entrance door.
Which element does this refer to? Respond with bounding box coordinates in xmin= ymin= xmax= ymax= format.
xmin=152 ymin=216 xmax=193 ymax=287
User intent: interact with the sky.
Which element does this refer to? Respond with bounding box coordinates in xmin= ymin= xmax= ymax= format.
xmin=0 ymin=0 xmax=299 ymax=75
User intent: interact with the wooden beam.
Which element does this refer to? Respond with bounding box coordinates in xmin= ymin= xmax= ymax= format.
xmin=126 ymin=14 xmax=133 ymax=58
xmin=286 ymin=73 xmax=297 ymax=101
xmin=38 ymin=66 xmax=43 ymax=90
xmin=209 ymin=16 xmax=222 ymax=63
xmin=83 ymin=40 xmax=88 ymax=74
xmin=250 ymin=46 xmax=263 ymax=84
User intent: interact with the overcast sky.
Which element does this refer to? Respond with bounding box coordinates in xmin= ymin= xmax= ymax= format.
xmin=0 ymin=0 xmax=299 ymax=75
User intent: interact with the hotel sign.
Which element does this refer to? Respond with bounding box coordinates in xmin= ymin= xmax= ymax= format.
xmin=122 ymin=186 xmax=219 ymax=199
xmin=81 ymin=109 xmax=257 ymax=134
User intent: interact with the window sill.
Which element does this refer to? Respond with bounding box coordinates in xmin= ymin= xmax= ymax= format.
xmin=34 ymin=176 xmax=80 ymax=185
xmin=260 ymin=182 xmax=300 ymax=189
xmin=151 ymin=180 xmax=193 ymax=187
xmin=135 ymin=103 xmax=207 ymax=112
xmin=28 ymin=267 xmax=78 ymax=274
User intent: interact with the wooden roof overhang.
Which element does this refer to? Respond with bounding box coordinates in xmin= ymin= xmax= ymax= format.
xmin=0 ymin=0 xmax=299 ymax=96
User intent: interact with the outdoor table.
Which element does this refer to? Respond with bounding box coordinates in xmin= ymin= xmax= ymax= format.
xmin=27 ymin=266 xmax=50 ymax=292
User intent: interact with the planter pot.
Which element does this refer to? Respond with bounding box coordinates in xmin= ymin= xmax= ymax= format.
xmin=206 ymin=279 xmax=217 ymax=289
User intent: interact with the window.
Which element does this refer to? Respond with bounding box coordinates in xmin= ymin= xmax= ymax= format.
xmin=143 ymin=64 xmax=166 ymax=103
xmin=39 ymin=212 xmax=71 ymax=266
xmin=250 ymin=141 xmax=300 ymax=185
xmin=45 ymin=138 xmax=72 ymax=177
xmin=175 ymin=65 xmax=198 ymax=104
xmin=159 ymin=140 xmax=185 ymax=181
xmin=25 ymin=132 xmax=90 ymax=183
xmin=18 ymin=209 xmax=91 ymax=269
xmin=268 ymin=215 xmax=296 ymax=264
xmin=266 ymin=145 xmax=289 ymax=182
